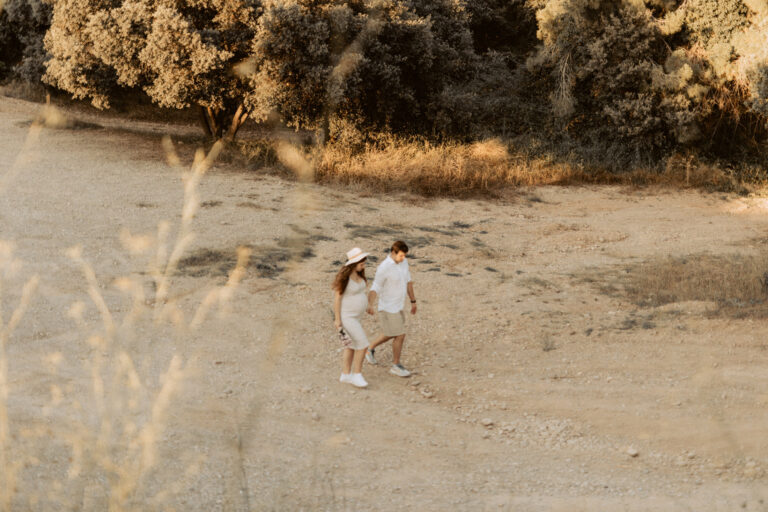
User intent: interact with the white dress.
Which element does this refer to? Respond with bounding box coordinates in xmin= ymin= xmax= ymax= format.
xmin=340 ymin=278 xmax=369 ymax=350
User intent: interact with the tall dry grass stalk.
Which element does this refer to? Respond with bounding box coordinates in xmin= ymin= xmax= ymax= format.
xmin=0 ymin=103 xmax=252 ymax=510
xmin=0 ymin=249 xmax=39 ymax=512
xmin=0 ymin=102 xmax=46 ymax=512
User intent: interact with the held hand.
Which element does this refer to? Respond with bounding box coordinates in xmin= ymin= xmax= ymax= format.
xmin=366 ymin=306 xmax=374 ymax=316
xmin=411 ymin=303 xmax=417 ymax=315
xmin=334 ymin=319 xmax=342 ymax=330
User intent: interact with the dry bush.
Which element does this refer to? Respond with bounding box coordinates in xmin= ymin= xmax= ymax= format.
xmin=307 ymin=136 xmax=752 ymax=196
xmin=607 ymin=253 xmax=768 ymax=314
xmin=314 ymin=137 xmax=595 ymax=196
xmin=659 ymin=153 xmax=743 ymax=190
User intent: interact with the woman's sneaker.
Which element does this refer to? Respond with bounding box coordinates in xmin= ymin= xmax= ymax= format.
xmin=389 ymin=364 xmax=411 ymax=377
xmin=349 ymin=373 xmax=368 ymax=388
xmin=339 ymin=373 xmax=352 ymax=383
xmin=365 ymin=349 xmax=377 ymax=365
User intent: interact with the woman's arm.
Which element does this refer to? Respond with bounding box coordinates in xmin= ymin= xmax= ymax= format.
xmin=334 ymin=290 xmax=343 ymax=330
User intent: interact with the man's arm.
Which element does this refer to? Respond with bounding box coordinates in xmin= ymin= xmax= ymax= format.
xmin=407 ymin=281 xmax=417 ymax=314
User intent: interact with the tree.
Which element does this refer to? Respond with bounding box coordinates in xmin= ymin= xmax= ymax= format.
xmin=0 ymin=0 xmax=51 ymax=83
xmin=44 ymin=0 xmax=258 ymax=139
xmin=247 ymin=0 xmax=479 ymax=140
xmin=528 ymin=0 xmax=768 ymax=163
xmin=43 ymin=0 xmax=480 ymax=141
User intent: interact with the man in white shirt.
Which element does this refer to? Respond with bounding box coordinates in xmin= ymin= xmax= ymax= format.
xmin=366 ymin=240 xmax=417 ymax=377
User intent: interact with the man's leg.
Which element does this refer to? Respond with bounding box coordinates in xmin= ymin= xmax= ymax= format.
xmin=392 ymin=334 xmax=405 ymax=365
xmin=369 ymin=335 xmax=393 ymax=352
xmin=366 ymin=335 xmax=392 ymax=365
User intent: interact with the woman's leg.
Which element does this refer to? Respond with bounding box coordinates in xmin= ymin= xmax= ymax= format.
xmin=342 ymin=348 xmax=354 ymax=374
xmin=352 ymin=348 xmax=366 ymax=374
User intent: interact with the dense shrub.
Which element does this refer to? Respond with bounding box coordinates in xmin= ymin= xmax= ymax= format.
xmin=528 ymin=0 xmax=768 ymax=165
xmin=528 ymin=0 xmax=699 ymax=164
xmin=0 ymin=0 xmax=50 ymax=82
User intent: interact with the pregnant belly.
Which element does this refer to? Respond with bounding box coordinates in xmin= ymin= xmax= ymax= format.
xmin=342 ymin=294 xmax=367 ymax=315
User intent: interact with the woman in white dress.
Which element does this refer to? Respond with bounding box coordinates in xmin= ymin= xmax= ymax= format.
xmin=333 ymin=248 xmax=370 ymax=388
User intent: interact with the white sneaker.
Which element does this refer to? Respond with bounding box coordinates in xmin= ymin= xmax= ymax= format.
xmin=389 ymin=364 xmax=411 ymax=377
xmin=349 ymin=373 xmax=368 ymax=388
xmin=365 ymin=349 xmax=377 ymax=365
xmin=339 ymin=373 xmax=352 ymax=383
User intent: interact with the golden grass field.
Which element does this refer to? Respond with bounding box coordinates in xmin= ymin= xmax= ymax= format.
xmin=1 ymin=95 xmax=768 ymax=510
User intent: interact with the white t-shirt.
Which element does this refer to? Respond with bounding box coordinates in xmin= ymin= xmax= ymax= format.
xmin=370 ymin=255 xmax=412 ymax=313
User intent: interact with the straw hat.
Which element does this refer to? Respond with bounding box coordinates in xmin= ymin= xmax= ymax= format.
xmin=345 ymin=247 xmax=369 ymax=266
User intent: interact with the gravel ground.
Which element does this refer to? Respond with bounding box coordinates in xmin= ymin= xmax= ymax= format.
xmin=1 ymin=96 xmax=767 ymax=511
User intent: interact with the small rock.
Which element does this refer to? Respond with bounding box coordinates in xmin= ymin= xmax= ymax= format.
xmin=627 ymin=447 xmax=639 ymax=458
xmin=482 ymin=432 xmax=491 ymax=439
xmin=481 ymin=418 xmax=494 ymax=427
xmin=311 ymin=412 xmax=320 ymax=421
xmin=456 ymin=389 xmax=463 ymax=396
xmin=488 ymin=373 xmax=495 ymax=379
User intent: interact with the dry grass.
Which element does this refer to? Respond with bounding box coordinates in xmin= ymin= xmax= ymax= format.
xmin=600 ymin=253 xmax=768 ymax=316
xmin=307 ymin=138 xmax=751 ymax=197
xmin=0 ymin=106 xmax=258 ymax=510
xmin=315 ymin=138 xmax=590 ymax=197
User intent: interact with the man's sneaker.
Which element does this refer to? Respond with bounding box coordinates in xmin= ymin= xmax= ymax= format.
xmin=349 ymin=373 xmax=368 ymax=388
xmin=389 ymin=364 xmax=411 ymax=378
xmin=339 ymin=373 xmax=352 ymax=383
xmin=365 ymin=349 xmax=377 ymax=365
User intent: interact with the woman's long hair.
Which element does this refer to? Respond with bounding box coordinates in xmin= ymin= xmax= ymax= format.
xmin=332 ymin=260 xmax=367 ymax=294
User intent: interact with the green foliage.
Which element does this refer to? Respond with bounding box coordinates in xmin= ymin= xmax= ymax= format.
xmin=530 ymin=0 xmax=691 ymax=162
xmin=465 ymin=0 xmax=537 ymax=55
xmin=0 ymin=0 xmax=51 ymax=82
xmin=246 ymin=0 xmax=332 ymax=130
xmin=529 ymin=0 xmax=768 ymax=163
xmin=45 ymin=0 xmax=256 ymax=117
xmin=0 ymin=0 xmax=763 ymax=165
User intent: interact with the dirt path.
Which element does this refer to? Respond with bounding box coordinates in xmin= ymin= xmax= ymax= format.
xmin=1 ymin=96 xmax=768 ymax=510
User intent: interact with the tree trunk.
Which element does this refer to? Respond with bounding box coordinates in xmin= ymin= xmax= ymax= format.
xmin=199 ymin=104 xmax=250 ymax=141
xmin=317 ymin=111 xmax=330 ymax=146
xmin=205 ymin=107 xmax=221 ymax=139
xmin=199 ymin=106 xmax=215 ymax=139
xmin=224 ymin=103 xmax=249 ymax=141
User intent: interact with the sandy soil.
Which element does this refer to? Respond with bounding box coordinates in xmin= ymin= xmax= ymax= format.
xmin=1 ymin=95 xmax=768 ymax=511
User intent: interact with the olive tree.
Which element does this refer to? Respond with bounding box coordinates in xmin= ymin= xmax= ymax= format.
xmin=44 ymin=0 xmax=258 ymax=139
xmin=43 ymin=0 xmax=479 ymax=141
